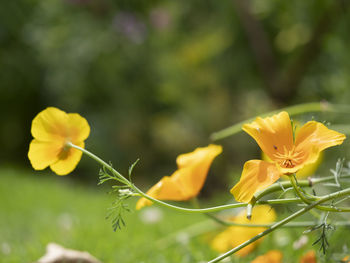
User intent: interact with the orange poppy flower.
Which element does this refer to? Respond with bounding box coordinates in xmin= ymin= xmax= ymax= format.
xmin=211 ymin=205 xmax=276 ymax=257
xmin=300 ymin=250 xmax=317 ymax=263
xmin=251 ymin=250 xmax=283 ymax=263
xmin=231 ymin=111 xmax=346 ymax=203
xmin=28 ymin=107 xmax=90 ymax=175
xmin=136 ymin=144 xmax=222 ymax=210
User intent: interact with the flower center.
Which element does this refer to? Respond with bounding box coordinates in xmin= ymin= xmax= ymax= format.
xmin=273 ymin=146 xmax=303 ymax=169
xmin=281 ymin=159 xmax=294 ymax=168
xmin=63 ymin=139 xmax=72 ymax=151
xmin=58 ymin=140 xmax=72 ymax=159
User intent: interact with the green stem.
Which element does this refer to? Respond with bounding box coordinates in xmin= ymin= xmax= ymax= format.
xmin=210 ymin=102 xmax=350 ymax=141
xmin=311 ymin=174 xmax=350 ymax=184
xmin=67 ymin=142 xmax=129 ymax=185
xmin=289 ymin=174 xmax=350 ymax=212
xmin=70 ymin=143 xmax=350 ymax=214
xmin=257 ymin=198 xmax=300 ymax=205
xmin=290 ymin=174 xmax=319 ymax=201
xmin=208 ymin=187 xmax=350 ymax=263
xmin=133 ymin=185 xmax=247 ymax=213
xmin=250 ymin=173 xmax=350 ymax=202
xmin=199 ymin=197 xmax=310 ymax=228
xmin=69 ymin=142 xmax=249 ymax=213
xmin=202 ymin=214 xmax=350 ymax=228
xmin=156 ymin=218 xmax=350 ymax=249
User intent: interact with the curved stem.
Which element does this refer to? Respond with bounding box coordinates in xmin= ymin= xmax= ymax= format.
xmin=132 ymin=184 xmax=248 ymax=213
xmin=208 ymin=187 xmax=350 ymax=263
xmin=70 ymin=142 xmax=301 ymax=213
xmin=72 ymin=138 xmax=304 ymax=213
xmin=69 ymin=142 xmax=248 ymax=213
xmin=290 ymin=174 xmax=319 ymax=201
xmin=289 ymin=174 xmax=350 ymax=212
xmin=210 ymin=102 xmax=350 ymax=141
xmin=252 ymin=174 xmax=350 ymax=201
xmin=70 ymin=143 xmax=350 ymax=214
xmin=67 ymin=142 xmax=130 ymax=185
xmin=253 ymin=181 xmax=305 ymax=201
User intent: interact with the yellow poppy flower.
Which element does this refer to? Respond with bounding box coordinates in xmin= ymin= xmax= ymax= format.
xmin=28 ymin=107 xmax=90 ymax=176
xmin=211 ymin=205 xmax=276 ymax=257
xmin=251 ymin=250 xmax=283 ymax=263
xmin=300 ymin=250 xmax=317 ymax=263
xmin=136 ymin=144 xmax=222 ymax=210
xmin=231 ymin=111 xmax=346 ymax=203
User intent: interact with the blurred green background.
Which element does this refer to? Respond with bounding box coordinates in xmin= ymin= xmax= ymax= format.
xmin=1 ymin=0 xmax=350 ymax=262
xmin=2 ymin=0 xmax=350 ymax=181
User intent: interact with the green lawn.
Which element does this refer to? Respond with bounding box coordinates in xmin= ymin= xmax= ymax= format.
xmin=0 ymin=167 xmax=217 ymax=263
xmin=1 ymin=167 xmax=349 ymax=262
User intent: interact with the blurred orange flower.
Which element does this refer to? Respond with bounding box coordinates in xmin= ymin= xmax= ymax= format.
xmin=251 ymin=250 xmax=283 ymax=263
xmin=231 ymin=111 xmax=345 ymax=203
xmin=136 ymin=144 xmax=222 ymax=210
xmin=342 ymin=256 xmax=350 ymax=263
xmin=211 ymin=205 xmax=276 ymax=257
xmin=28 ymin=107 xmax=90 ymax=175
xmin=300 ymin=250 xmax=317 ymax=263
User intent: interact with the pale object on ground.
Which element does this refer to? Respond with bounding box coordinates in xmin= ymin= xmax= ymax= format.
xmin=36 ymin=243 xmax=101 ymax=263
xmin=139 ymin=207 xmax=163 ymax=224
xmin=1 ymin=242 xmax=11 ymax=255
xmin=293 ymin=235 xmax=309 ymax=250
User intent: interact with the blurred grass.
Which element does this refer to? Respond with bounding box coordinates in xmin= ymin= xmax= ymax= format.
xmin=0 ymin=167 xmax=217 ymax=263
xmin=1 ymin=167 xmax=349 ymax=263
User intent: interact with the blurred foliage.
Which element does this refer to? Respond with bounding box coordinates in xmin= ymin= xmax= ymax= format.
xmin=1 ymin=0 xmax=350 ymax=190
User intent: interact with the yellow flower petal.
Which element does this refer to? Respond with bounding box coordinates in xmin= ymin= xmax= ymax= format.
xmin=136 ymin=176 xmax=189 ymax=210
xmin=231 ymin=160 xmax=282 ymax=203
xmin=211 ymin=226 xmax=260 ymax=257
xmin=136 ymin=144 xmax=222 ymax=209
xmin=176 ymin=144 xmax=223 ymax=195
xmin=176 ymin=144 xmax=222 ymax=168
xmin=295 ymin=121 xmax=346 ymax=166
xmin=211 ymin=205 xmax=276 ymax=257
xmin=31 ymin=107 xmax=69 ymax=141
xmin=28 ymin=139 xmax=63 ymax=170
xmin=67 ymin=113 xmax=90 ymax=143
xmin=295 ymin=151 xmax=323 ymax=178
xmin=49 ymin=141 xmax=84 ymax=176
xmin=251 ymin=250 xmax=283 ymax=263
xmin=235 ymin=205 xmax=276 ymax=224
xmin=242 ymin=111 xmax=293 ymax=162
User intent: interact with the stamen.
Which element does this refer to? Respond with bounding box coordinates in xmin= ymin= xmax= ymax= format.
xmin=272 ymin=146 xmax=301 ymax=169
xmin=281 ymin=159 xmax=294 ymax=168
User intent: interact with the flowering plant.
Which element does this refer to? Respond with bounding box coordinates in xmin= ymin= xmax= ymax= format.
xmin=29 ymin=103 xmax=350 ymax=262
